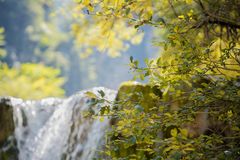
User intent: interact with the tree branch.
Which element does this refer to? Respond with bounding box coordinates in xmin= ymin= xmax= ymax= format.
xmin=194 ymin=0 xmax=240 ymax=29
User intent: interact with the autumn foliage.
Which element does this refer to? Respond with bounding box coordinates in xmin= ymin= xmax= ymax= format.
xmin=78 ymin=0 xmax=240 ymax=159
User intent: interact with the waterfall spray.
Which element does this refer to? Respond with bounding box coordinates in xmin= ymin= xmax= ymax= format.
xmin=5 ymin=87 xmax=116 ymax=160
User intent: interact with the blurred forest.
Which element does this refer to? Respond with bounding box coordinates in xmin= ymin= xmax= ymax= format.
xmin=0 ymin=0 xmax=154 ymax=99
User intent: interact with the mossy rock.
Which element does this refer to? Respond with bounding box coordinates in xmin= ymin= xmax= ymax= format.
xmin=115 ymin=81 xmax=162 ymax=112
xmin=0 ymin=98 xmax=14 ymax=145
xmin=0 ymin=97 xmax=18 ymax=160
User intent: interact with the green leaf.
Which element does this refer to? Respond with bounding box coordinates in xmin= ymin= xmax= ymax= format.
xmin=125 ymin=8 xmax=131 ymax=15
xmin=98 ymin=90 xmax=105 ymax=97
xmin=130 ymin=56 xmax=133 ymax=63
xmin=155 ymin=17 xmax=165 ymax=24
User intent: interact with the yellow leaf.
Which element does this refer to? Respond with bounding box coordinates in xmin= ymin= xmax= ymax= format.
xmin=227 ymin=110 xmax=233 ymax=118
xmin=178 ymin=15 xmax=185 ymax=19
xmin=170 ymin=128 xmax=178 ymax=137
xmin=163 ymin=85 xmax=170 ymax=97
xmin=180 ymin=129 xmax=188 ymax=137
xmin=164 ymin=112 xmax=172 ymax=118
xmin=185 ymin=0 xmax=193 ymax=4
xmin=99 ymin=117 xmax=105 ymax=122
xmin=85 ymin=91 xmax=97 ymax=99
xmin=184 ymin=147 xmax=195 ymax=151
xmin=237 ymin=90 xmax=240 ymax=96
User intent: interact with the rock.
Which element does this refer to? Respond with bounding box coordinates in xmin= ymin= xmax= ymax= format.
xmin=0 ymin=97 xmax=18 ymax=160
xmin=0 ymin=98 xmax=14 ymax=145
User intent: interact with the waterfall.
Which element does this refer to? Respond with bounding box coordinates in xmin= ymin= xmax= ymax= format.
xmin=9 ymin=87 xmax=116 ymax=160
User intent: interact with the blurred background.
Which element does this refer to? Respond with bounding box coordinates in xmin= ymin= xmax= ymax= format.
xmin=0 ymin=0 xmax=156 ymax=99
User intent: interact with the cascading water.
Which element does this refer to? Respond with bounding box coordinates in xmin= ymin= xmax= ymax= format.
xmin=8 ymin=87 xmax=116 ymax=160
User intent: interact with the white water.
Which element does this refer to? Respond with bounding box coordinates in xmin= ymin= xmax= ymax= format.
xmin=10 ymin=87 xmax=116 ymax=160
